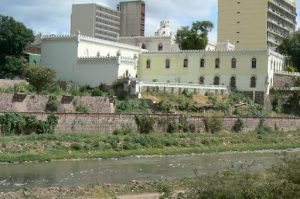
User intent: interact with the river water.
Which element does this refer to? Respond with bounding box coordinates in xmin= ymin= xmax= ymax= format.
xmin=0 ymin=150 xmax=299 ymax=192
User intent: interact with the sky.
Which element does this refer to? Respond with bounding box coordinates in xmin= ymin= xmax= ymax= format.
xmin=0 ymin=0 xmax=299 ymax=44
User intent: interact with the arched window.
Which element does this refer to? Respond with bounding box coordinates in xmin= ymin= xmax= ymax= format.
xmin=250 ymin=76 xmax=256 ymax=88
xmin=231 ymin=58 xmax=237 ymax=68
xmin=214 ymin=76 xmax=220 ymax=85
xmin=183 ymin=58 xmax=188 ymax=68
xmin=215 ymin=58 xmax=220 ymax=68
xmin=158 ymin=43 xmax=163 ymax=51
xmin=165 ymin=59 xmax=170 ymax=68
xmin=199 ymin=76 xmax=205 ymax=85
xmin=141 ymin=43 xmax=146 ymax=49
xmin=230 ymin=76 xmax=236 ymax=90
xmin=146 ymin=59 xmax=151 ymax=68
xmin=252 ymin=58 xmax=257 ymax=68
xmin=85 ymin=49 xmax=89 ymax=57
xmin=200 ymin=58 xmax=205 ymax=68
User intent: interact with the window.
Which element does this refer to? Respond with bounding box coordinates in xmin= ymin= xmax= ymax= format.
xmin=141 ymin=43 xmax=146 ymax=49
xmin=250 ymin=76 xmax=256 ymax=88
xmin=200 ymin=58 xmax=205 ymax=68
xmin=231 ymin=58 xmax=237 ymax=68
xmin=214 ymin=76 xmax=220 ymax=85
xmin=146 ymin=59 xmax=151 ymax=68
xmin=165 ymin=59 xmax=170 ymax=68
xmin=215 ymin=58 xmax=220 ymax=68
xmin=183 ymin=59 xmax=188 ymax=68
xmin=158 ymin=43 xmax=163 ymax=51
xmin=252 ymin=58 xmax=257 ymax=68
xmin=230 ymin=76 xmax=236 ymax=90
xmin=199 ymin=76 xmax=205 ymax=85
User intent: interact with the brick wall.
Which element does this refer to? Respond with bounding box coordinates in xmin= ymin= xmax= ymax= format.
xmin=0 ymin=93 xmax=114 ymax=113
xmin=12 ymin=113 xmax=300 ymax=134
xmin=273 ymin=74 xmax=295 ymax=88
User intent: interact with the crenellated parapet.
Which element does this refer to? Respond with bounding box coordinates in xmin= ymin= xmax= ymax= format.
xmin=77 ymin=56 xmax=117 ymax=63
xmin=42 ymin=34 xmax=141 ymax=51
xmin=142 ymin=48 xmax=270 ymax=55
xmin=41 ymin=34 xmax=77 ymax=41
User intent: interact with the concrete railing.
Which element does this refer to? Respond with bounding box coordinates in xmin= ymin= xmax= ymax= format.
xmin=139 ymin=81 xmax=228 ymax=91
xmin=274 ymin=70 xmax=300 ymax=77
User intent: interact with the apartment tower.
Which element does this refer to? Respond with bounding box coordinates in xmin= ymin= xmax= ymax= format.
xmin=71 ymin=3 xmax=121 ymax=41
xmin=117 ymin=0 xmax=145 ymax=37
xmin=218 ymin=0 xmax=297 ymax=49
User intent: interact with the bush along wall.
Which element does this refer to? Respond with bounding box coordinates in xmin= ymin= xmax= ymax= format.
xmin=0 ymin=113 xmax=58 ymax=135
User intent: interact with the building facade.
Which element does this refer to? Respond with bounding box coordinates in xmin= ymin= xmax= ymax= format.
xmin=71 ymin=3 xmax=121 ymax=41
xmin=218 ymin=0 xmax=297 ymax=49
xmin=40 ymin=33 xmax=286 ymax=96
xmin=41 ymin=33 xmax=140 ymax=86
xmin=117 ymin=0 xmax=145 ymax=37
xmin=138 ymin=48 xmax=285 ymax=95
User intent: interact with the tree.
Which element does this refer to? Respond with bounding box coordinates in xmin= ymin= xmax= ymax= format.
xmin=176 ymin=21 xmax=214 ymax=50
xmin=0 ymin=15 xmax=34 ymax=77
xmin=277 ymin=31 xmax=300 ymax=72
xmin=24 ymin=65 xmax=56 ymax=92
xmin=0 ymin=56 xmax=28 ymax=78
xmin=0 ymin=15 xmax=34 ymax=57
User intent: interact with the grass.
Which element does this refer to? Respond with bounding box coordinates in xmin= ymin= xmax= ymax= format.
xmin=0 ymin=130 xmax=299 ymax=163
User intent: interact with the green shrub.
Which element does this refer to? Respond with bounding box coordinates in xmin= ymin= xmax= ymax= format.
xmin=157 ymin=100 xmax=173 ymax=113
xmin=0 ymin=113 xmax=58 ymax=135
xmin=24 ymin=64 xmax=56 ymax=93
xmin=134 ymin=115 xmax=155 ymax=134
xmin=232 ymin=118 xmax=244 ymax=132
xmin=167 ymin=120 xmax=178 ymax=133
xmin=203 ymin=115 xmax=223 ymax=133
xmin=188 ymin=123 xmax=196 ymax=133
xmin=178 ymin=115 xmax=189 ymax=132
xmin=113 ymin=127 xmax=134 ymax=135
xmin=233 ymin=108 xmax=242 ymax=116
xmin=70 ymin=143 xmax=82 ymax=151
xmin=255 ymin=118 xmax=273 ymax=134
xmin=46 ymin=96 xmax=59 ymax=112
xmin=156 ymin=180 xmax=173 ymax=199
xmin=116 ymin=100 xmax=150 ymax=113
xmin=207 ymin=93 xmax=218 ymax=106
xmin=272 ymin=94 xmax=281 ymax=114
xmin=76 ymin=104 xmax=89 ymax=113
xmin=91 ymin=87 xmax=104 ymax=97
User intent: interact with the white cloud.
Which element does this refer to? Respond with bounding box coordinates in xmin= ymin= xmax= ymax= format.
xmin=0 ymin=0 xmax=298 ymax=44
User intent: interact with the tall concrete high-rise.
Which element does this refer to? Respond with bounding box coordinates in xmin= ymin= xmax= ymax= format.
xmin=117 ymin=0 xmax=145 ymax=37
xmin=71 ymin=3 xmax=121 ymax=41
xmin=218 ymin=0 xmax=297 ymax=49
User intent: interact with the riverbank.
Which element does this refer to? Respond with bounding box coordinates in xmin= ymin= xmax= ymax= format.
xmin=1 ymin=157 xmax=299 ymax=199
xmin=0 ymin=130 xmax=299 ymax=163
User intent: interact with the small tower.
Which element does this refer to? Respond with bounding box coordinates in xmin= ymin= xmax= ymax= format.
xmin=155 ymin=21 xmax=172 ymax=37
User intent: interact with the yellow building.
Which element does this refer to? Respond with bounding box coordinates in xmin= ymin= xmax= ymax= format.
xmin=138 ymin=47 xmax=285 ymax=95
xmin=218 ymin=0 xmax=297 ymax=49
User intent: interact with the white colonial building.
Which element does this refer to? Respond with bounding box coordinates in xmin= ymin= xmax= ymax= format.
xmin=41 ymin=30 xmax=286 ymax=99
xmin=41 ymin=32 xmax=140 ymax=86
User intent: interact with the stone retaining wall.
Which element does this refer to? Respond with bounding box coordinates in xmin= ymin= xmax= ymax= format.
xmin=0 ymin=93 xmax=114 ymax=113
xmin=10 ymin=113 xmax=300 ymax=134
